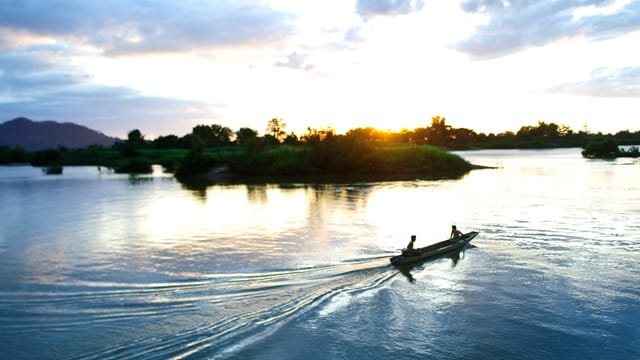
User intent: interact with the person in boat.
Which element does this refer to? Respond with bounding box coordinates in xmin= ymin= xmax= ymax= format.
xmin=450 ymin=225 xmax=463 ymax=243
xmin=407 ymin=235 xmax=416 ymax=250
xmin=403 ymin=235 xmax=417 ymax=255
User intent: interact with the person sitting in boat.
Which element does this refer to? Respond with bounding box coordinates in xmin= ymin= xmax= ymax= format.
xmin=403 ymin=235 xmax=418 ymax=255
xmin=407 ymin=235 xmax=416 ymax=250
xmin=450 ymin=225 xmax=463 ymax=243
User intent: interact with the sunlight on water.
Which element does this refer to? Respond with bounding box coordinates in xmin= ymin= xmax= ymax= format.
xmin=1 ymin=149 xmax=639 ymax=359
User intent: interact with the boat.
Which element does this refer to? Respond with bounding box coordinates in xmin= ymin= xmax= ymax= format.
xmin=389 ymin=231 xmax=478 ymax=266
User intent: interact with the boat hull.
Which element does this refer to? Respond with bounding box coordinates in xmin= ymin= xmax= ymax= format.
xmin=390 ymin=231 xmax=478 ymax=266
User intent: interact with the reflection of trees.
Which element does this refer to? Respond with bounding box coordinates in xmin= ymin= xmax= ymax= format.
xmin=178 ymin=179 xmax=209 ymax=203
xmin=246 ymin=185 xmax=268 ymax=204
xmin=305 ymin=183 xmax=372 ymax=208
xmin=127 ymin=174 xmax=153 ymax=185
xmin=300 ymin=183 xmax=375 ymax=254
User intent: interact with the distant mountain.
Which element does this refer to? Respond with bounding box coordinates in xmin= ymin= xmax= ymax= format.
xmin=0 ymin=117 xmax=117 ymax=151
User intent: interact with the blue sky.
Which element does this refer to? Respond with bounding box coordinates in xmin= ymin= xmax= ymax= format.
xmin=1 ymin=0 xmax=639 ymax=138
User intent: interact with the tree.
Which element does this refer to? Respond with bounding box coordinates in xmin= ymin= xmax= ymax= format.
xmin=267 ymin=118 xmax=287 ymax=143
xmin=120 ymin=129 xmax=145 ymax=157
xmin=176 ymin=135 xmax=212 ymax=177
xmin=426 ymin=116 xmax=452 ymax=145
xmin=0 ymin=146 xmax=26 ymax=164
xmin=210 ymin=124 xmax=232 ymax=146
xmin=192 ymin=124 xmax=232 ymax=147
xmin=302 ymin=127 xmax=335 ymax=145
xmin=236 ymin=127 xmax=258 ymax=145
xmin=283 ymin=132 xmax=300 ymax=145
xmin=346 ymin=127 xmax=382 ymax=144
xmin=517 ymin=121 xmax=561 ymax=140
xmin=153 ymin=135 xmax=181 ymax=149
xmin=582 ymin=138 xmax=620 ymax=158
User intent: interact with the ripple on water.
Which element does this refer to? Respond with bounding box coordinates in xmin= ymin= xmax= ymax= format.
xmin=0 ymin=257 xmax=399 ymax=359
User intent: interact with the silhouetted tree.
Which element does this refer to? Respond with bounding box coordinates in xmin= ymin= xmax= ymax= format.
xmin=210 ymin=124 xmax=233 ymax=146
xmin=517 ymin=121 xmax=560 ymax=140
xmin=0 ymin=146 xmax=26 ymax=164
xmin=120 ymin=129 xmax=145 ymax=157
xmin=153 ymin=135 xmax=182 ymax=149
xmin=425 ymin=116 xmax=452 ymax=145
xmin=267 ymin=118 xmax=287 ymax=142
xmin=283 ymin=132 xmax=300 ymax=145
xmin=31 ymin=148 xmax=62 ymax=166
xmin=192 ymin=124 xmax=232 ymax=147
xmin=176 ymin=135 xmax=212 ymax=177
xmin=236 ymin=127 xmax=258 ymax=145
xmin=582 ymin=138 xmax=620 ymax=158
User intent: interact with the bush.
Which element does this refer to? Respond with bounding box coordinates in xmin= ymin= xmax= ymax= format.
xmin=175 ymin=153 xmax=213 ymax=177
xmin=0 ymin=146 xmax=27 ymax=164
xmin=175 ymin=136 xmax=216 ymax=177
xmin=31 ymin=149 xmax=62 ymax=166
xmin=582 ymin=139 xmax=620 ymax=158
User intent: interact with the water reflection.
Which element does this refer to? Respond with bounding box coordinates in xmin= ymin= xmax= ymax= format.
xmin=395 ymin=247 xmax=470 ymax=283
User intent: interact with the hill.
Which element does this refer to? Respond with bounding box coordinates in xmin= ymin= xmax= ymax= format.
xmin=0 ymin=117 xmax=117 ymax=151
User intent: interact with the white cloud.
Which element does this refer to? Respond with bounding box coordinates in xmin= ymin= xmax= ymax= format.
xmin=0 ymin=45 xmax=217 ymax=137
xmin=274 ymin=52 xmax=315 ymax=71
xmin=550 ymin=66 xmax=640 ymax=98
xmin=455 ymin=0 xmax=640 ymax=59
xmin=356 ymin=0 xmax=425 ymax=20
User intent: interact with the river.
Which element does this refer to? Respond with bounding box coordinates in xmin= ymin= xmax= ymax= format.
xmin=0 ymin=148 xmax=638 ymax=359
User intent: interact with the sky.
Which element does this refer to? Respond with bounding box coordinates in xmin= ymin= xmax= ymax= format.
xmin=0 ymin=0 xmax=639 ymax=138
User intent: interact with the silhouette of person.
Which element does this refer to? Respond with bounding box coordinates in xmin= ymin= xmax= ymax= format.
xmin=407 ymin=235 xmax=416 ymax=250
xmin=450 ymin=225 xmax=463 ymax=242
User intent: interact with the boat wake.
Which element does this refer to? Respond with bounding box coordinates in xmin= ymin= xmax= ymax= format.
xmin=0 ymin=257 xmax=398 ymax=359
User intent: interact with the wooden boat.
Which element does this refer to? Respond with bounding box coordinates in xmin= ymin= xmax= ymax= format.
xmin=390 ymin=231 xmax=478 ymax=266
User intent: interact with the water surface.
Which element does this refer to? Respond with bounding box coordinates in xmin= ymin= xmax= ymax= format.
xmin=0 ymin=149 xmax=638 ymax=359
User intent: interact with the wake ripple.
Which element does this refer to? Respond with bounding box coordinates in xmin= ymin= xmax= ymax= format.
xmin=0 ymin=257 xmax=397 ymax=359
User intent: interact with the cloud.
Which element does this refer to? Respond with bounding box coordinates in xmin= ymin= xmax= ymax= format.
xmin=0 ymin=46 xmax=216 ymax=137
xmin=344 ymin=26 xmax=366 ymax=43
xmin=356 ymin=0 xmax=425 ymax=20
xmin=549 ymin=66 xmax=640 ymax=98
xmin=455 ymin=0 xmax=640 ymax=59
xmin=0 ymin=0 xmax=295 ymax=55
xmin=274 ymin=52 xmax=315 ymax=71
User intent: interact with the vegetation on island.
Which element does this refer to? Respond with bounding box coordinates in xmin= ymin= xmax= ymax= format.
xmin=1 ymin=116 xmax=639 ymax=179
xmin=581 ymin=138 xmax=640 ymax=159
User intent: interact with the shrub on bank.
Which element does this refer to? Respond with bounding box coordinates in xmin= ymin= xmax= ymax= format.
xmin=581 ymin=139 xmax=640 ymax=158
xmin=0 ymin=146 xmax=27 ymax=164
xmin=31 ymin=149 xmax=62 ymax=166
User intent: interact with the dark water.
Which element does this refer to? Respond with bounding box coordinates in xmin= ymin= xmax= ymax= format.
xmin=0 ymin=149 xmax=638 ymax=359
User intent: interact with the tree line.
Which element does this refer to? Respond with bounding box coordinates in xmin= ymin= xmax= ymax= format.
xmin=131 ymin=116 xmax=640 ymax=151
xmin=2 ymin=116 xmax=639 ymax=172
